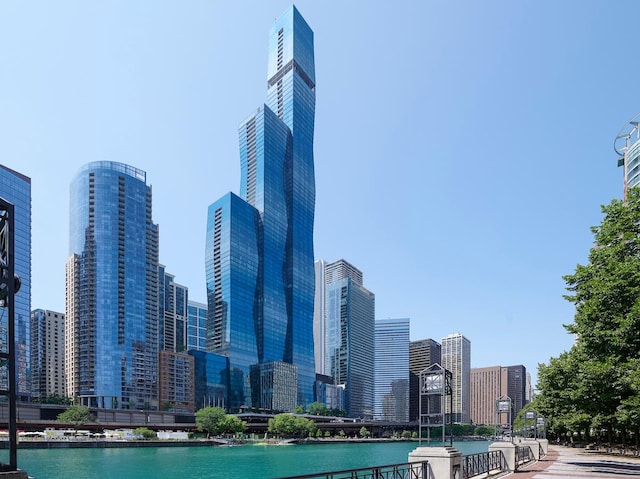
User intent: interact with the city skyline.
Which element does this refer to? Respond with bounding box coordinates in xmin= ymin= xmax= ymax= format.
xmin=3 ymin=1 xmax=638 ymax=387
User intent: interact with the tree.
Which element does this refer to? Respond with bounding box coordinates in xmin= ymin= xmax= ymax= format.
xmin=195 ymin=406 xmax=226 ymax=438
xmin=268 ymin=414 xmax=316 ymax=438
xmin=133 ymin=427 xmax=156 ymax=440
xmin=57 ymin=405 xmax=92 ymax=431
xmin=473 ymin=426 xmax=495 ymax=437
xmin=359 ymin=426 xmax=371 ymax=438
xmin=217 ymin=415 xmax=247 ymax=436
xmin=306 ymin=402 xmax=329 ymax=416
xmin=41 ymin=393 xmax=72 ymax=405
xmin=536 ymin=188 xmax=640 ymax=444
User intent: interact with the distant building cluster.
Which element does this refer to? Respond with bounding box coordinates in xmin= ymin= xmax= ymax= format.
xmin=1 ymin=6 xmax=536 ymax=426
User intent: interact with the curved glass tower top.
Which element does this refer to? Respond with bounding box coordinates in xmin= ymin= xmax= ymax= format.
xmin=614 ymin=113 xmax=640 ymax=198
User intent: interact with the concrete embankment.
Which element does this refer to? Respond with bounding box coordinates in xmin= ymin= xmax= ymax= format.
xmin=0 ymin=440 xmax=222 ymax=449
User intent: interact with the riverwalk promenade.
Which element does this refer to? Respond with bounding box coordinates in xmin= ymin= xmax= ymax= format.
xmin=512 ymin=445 xmax=640 ymax=478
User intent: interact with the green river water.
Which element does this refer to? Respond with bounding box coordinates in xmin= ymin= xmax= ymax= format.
xmin=11 ymin=440 xmax=490 ymax=479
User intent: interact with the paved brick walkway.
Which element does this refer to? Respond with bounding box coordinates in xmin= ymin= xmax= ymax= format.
xmin=510 ymin=445 xmax=640 ymax=478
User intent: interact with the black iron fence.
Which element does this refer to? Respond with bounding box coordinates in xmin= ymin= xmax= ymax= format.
xmin=516 ymin=445 xmax=532 ymax=467
xmin=275 ymin=461 xmax=429 ymax=479
xmin=462 ymin=451 xmax=506 ymax=479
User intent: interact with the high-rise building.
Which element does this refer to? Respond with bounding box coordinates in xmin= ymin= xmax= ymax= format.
xmin=470 ymin=366 xmax=503 ymax=426
xmin=325 ymin=274 xmax=375 ymax=419
xmin=614 ymin=114 xmax=640 ymax=198
xmin=441 ymin=333 xmax=471 ymax=423
xmin=205 ymin=6 xmax=316 ymax=411
xmin=158 ymin=266 xmax=194 ymax=412
xmin=525 ymin=372 xmax=535 ymax=403
xmin=374 ymin=318 xmax=409 ymax=422
xmin=470 ymin=364 xmax=528 ymax=426
xmin=158 ymin=350 xmax=194 ymax=413
xmin=0 ymin=165 xmax=31 ymax=401
xmin=30 ymin=309 xmax=65 ymax=401
xmin=313 ymin=260 xmax=326 ymax=375
xmin=66 ymin=161 xmax=159 ymax=409
xmin=505 ymin=364 xmax=526 ymax=416
xmin=159 ymin=266 xmax=188 ymax=353
xmin=409 ymin=338 xmax=441 ymax=421
xmin=314 ymin=259 xmax=364 ymax=375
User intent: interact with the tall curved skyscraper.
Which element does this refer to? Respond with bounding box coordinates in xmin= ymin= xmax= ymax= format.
xmin=66 ymin=161 xmax=159 ymax=409
xmin=206 ymin=6 xmax=316 ymax=411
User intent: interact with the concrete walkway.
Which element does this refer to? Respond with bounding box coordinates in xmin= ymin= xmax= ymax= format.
xmin=511 ymin=445 xmax=640 ymax=478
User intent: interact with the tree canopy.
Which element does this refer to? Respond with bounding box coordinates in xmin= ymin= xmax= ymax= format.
xmin=268 ymin=414 xmax=316 ymax=438
xmin=535 ymin=188 xmax=640 ymax=445
xmin=195 ymin=407 xmax=247 ymax=437
xmin=57 ymin=405 xmax=92 ymax=430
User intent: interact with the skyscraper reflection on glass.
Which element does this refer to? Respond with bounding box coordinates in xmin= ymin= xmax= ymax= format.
xmin=205 ymin=6 xmax=316 ymax=410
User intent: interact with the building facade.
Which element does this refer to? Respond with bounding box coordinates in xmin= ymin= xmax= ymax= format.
xmin=409 ymin=338 xmax=441 ymax=421
xmin=30 ymin=309 xmax=65 ymax=401
xmin=159 ymin=266 xmax=188 ymax=353
xmin=205 ymin=6 xmax=317 ymax=411
xmin=325 ymin=275 xmax=375 ymax=419
xmin=470 ymin=364 xmax=527 ymax=427
xmin=441 ymin=333 xmax=471 ymax=424
xmin=313 ymin=260 xmax=326 ymax=375
xmin=614 ymin=114 xmax=640 ymax=197
xmin=374 ymin=318 xmax=409 ymax=422
xmin=470 ymin=366 xmax=503 ymax=426
xmin=0 ymin=165 xmax=31 ymax=400
xmin=187 ymin=300 xmax=207 ymax=352
xmin=158 ymin=350 xmax=194 ymax=413
xmin=505 ymin=364 xmax=527 ymax=417
xmin=66 ymin=161 xmax=159 ymax=409
xmin=314 ymin=259 xmax=364 ymax=376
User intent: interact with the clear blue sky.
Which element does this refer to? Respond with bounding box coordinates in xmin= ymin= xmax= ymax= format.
xmin=1 ymin=1 xmax=635 ymax=388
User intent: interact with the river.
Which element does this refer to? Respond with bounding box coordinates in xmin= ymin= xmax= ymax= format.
xmin=13 ymin=440 xmax=491 ymax=479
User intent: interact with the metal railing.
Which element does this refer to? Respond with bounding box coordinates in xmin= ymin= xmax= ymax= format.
xmin=462 ymin=451 xmax=506 ymax=479
xmin=516 ymin=445 xmax=532 ymax=467
xmin=275 ymin=461 xmax=429 ymax=479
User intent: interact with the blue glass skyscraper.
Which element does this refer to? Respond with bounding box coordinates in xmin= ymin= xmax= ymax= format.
xmin=206 ymin=6 xmax=316 ymax=410
xmin=66 ymin=161 xmax=159 ymax=409
xmin=0 ymin=165 xmax=31 ymax=401
xmin=374 ymin=318 xmax=409 ymax=422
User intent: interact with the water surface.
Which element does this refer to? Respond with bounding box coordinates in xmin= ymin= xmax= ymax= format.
xmin=16 ymin=440 xmax=490 ymax=479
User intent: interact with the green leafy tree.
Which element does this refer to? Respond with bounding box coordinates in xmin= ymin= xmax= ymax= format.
xmin=359 ymin=426 xmax=371 ymax=438
xmin=133 ymin=427 xmax=156 ymax=440
xmin=195 ymin=406 xmax=226 ymax=438
xmin=42 ymin=393 xmax=72 ymax=405
xmin=473 ymin=425 xmax=496 ymax=437
xmin=536 ymin=188 xmax=640 ymax=445
xmin=57 ymin=405 xmax=92 ymax=431
xmin=293 ymin=405 xmax=304 ymax=414
xmin=401 ymin=430 xmax=412 ymax=439
xmin=268 ymin=414 xmax=316 ymax=438
xmin=217 ymin=414 xmax=247 ymax=435
xmin=306 ymin=402 xmax=329 ymax=416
